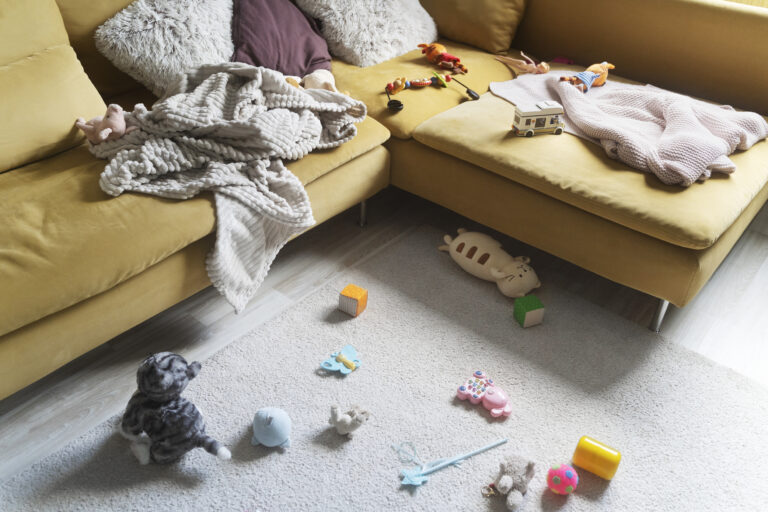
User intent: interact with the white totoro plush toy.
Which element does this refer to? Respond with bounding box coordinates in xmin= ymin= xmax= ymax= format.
xmin=438 ymin=229 xmax=541 ymax=298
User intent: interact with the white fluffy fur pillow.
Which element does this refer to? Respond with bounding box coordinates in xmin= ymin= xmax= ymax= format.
xmin=95 ymin=0 xmax=234 ymax=97
xmin=294 ymin=0 xmax=438 ymax=67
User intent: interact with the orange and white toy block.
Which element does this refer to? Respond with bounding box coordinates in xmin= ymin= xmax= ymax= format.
xmin=338 ymin=284 xmax=368 ymax=317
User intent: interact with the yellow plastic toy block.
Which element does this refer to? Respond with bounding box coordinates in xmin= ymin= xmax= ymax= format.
xmin=338 ymin=284 xmax=368 ymax=317
xmin=572 ymin=436 xmax=622 ymax=480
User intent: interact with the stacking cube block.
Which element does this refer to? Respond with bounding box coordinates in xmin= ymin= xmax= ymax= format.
xmin=572 ymin=436 xmax=622 ymax=480
xmin=513 ymin=294 xmax=544 ymax=327
xmin=338 ymin=284 xmax=368 ymax=317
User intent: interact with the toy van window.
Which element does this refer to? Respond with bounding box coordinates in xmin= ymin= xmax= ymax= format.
xmin=466 ymin=246 xmax=477 ymax=258
xmin=478 ymin=253 xmax=490 ymax=265
xmin=525 ymin=119 xmax=532 ymax=126
xmin=457 ymin=242 xmax=465 ymax=253
xmin=514 ymin=115 xmax=521 ymax=125
xmin=535 ymin=118 xmax=545 ymax=128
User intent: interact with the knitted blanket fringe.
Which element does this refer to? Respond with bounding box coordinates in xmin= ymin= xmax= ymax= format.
xmin=90 ymin=64 xmax=367 ymax=311
xmin=490 ymin=72 xmax=768 ymax=186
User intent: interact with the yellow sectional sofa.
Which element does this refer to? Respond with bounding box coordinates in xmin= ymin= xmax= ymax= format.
xmin=2 ymin=0 xmax=766 ymax=400
xmin=336 ymin=0 xmax=768 ymax=322
xmin=0 ymin=0 xmax=390 ymax=399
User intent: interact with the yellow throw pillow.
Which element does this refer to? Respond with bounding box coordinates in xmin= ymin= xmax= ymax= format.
xmin=419 ymin=0 xmax=527 ymax=54
xmin=0 ymin=0 xmax=105 ymax=173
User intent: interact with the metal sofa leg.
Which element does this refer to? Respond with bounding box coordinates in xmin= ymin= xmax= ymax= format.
xmin=359 ymin=200 xmax=368 ymax=227
xmin=649 ymin=299 xmax=669 ymax=333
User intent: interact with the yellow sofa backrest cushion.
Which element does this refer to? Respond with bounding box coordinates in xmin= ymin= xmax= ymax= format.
xmin=514 ymin=0 xmax=768 ymax=115
xmin=0 ymin=0 xmax=106 ymax=173
xmin=419 ymin=0 xmax=527 ymax=54
xmin=55 ymin=0 xmax=142 ymax=98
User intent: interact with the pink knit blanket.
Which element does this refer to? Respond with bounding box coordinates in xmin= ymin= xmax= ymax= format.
xmin=490 ymin=72 xmax=768 ymax=186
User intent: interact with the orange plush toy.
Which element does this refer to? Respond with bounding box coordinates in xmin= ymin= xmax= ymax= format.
xmin=418 ymin=43 xmax=467 ymax=74
xmin=560 ymin=62 xmax=615 ymax=92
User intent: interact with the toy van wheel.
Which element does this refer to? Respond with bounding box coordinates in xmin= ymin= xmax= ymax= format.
xmin=525 ymin=131 xmax=534 ymax=137
xmin=554 ymin=127 xmax=563 ymax=135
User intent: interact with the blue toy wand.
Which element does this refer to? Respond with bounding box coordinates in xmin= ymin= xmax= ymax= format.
xmin=399 ymin=438 xmax=508 ymax=486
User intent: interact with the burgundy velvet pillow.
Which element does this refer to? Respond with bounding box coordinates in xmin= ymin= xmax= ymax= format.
xmin=231 ymin=0 xmax=332 ymax=77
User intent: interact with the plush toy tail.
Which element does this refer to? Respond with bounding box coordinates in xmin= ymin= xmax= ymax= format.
xmin=197 ymin=434 xmax=231 ymax=460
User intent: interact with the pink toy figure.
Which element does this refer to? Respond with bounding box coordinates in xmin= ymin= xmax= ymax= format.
xmin=495 ymin=51 xmax=550 ymax=75
xmin=547 ymin=463 xmax=579 ymax=495
xmin=456 ymin=370 xmax=512 ymax=418
xmin=75 ymin=104 xmax=136 ymax=144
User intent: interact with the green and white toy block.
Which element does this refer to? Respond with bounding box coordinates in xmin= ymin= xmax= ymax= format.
xmin=514 ymin=294 xmax=545 ymax=327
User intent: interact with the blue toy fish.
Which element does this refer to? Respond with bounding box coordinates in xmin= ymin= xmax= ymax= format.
xmin=321 ymin=345 xmax=360 ymax=375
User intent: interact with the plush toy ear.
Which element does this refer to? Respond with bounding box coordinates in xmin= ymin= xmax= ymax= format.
xmin=526 ymin=461 xmax=536 ymax=480
xmin=187 ymin=361 xmax=202 ymax=379
xmin=515 ymin=256 xmax=531 ymax=264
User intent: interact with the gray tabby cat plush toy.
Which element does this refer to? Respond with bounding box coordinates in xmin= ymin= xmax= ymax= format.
xmin=121 ymin=352 xmax=231 ymax=464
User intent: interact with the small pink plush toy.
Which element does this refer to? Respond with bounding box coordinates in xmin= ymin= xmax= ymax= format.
xmin=75 ymin=104 xmax=135 ymax=144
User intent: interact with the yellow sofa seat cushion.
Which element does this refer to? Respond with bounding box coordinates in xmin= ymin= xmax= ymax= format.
xmin=419 ymin=0 xmax=527 ymax=54
xmin=333 ymin=40 xmax=516 ymax=140
xmin=413 ymin=93 xmax=768 ymax=250
xmin=0 ymin=116 xmax=389 ymax=336
xmin=0 ymin=0 xmax=106 ymax=172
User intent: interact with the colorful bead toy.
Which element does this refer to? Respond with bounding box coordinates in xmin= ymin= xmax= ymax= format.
xmin=456 ymin=370 xmax=512 ymax=418
xmin=547 ymin=463 xmax=579 ymax=495
xmin=384 ymin=72 xmax=479 ymax=113
xmin=386 ymin=72 xmax=453 ymax=94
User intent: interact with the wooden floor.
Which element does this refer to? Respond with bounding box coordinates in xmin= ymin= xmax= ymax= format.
xmin=1 ymin=187 xmax=766 ymax=483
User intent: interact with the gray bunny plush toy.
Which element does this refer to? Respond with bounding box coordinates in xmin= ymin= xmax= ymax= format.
xmin=121 ymin=352 xmax=231 ymax=464
xmin=494 ymin=455 xmax=536 ymax=511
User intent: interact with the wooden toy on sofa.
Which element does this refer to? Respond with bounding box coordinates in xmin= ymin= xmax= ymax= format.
xmin=513 ymin=295 xmax=545 ymax=327
xmin=572 ymin=435 xmax=622 ymax=480
xmin=384 ymin=73 xmax=479 ymax=113
xmin=439 ymin=229 xmax=541 ymax=298
xmin=386 ymin=72 xmax=453 ymax=94
xmin=339 ymin=283 xmax=368 ymax=317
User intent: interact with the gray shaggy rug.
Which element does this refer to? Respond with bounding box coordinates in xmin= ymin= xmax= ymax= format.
xmin=2 ymin=225 xmax=767 ymax=511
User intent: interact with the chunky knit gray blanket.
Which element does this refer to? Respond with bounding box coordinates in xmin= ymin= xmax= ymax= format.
xmin=491 ymin=71 xmax=768 ymax=186
xmin=91 ymin=63 xmax=366 ymax=311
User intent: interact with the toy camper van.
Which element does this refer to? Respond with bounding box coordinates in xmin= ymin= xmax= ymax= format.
xmin=512 ymin=100 xmax=565 ymax=137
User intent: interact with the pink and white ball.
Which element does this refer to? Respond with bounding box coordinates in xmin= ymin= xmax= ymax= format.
xmin=547 ymin=463 xmax=579 ymax=495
